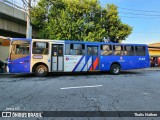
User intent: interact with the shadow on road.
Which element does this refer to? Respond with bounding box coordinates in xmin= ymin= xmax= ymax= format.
xmin=0 ymin=70 xmax=143 ymax=78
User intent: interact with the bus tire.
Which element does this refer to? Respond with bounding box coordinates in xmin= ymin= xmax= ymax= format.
xmin=35 ymin=65 xmax=48 ymax=77
xmin=110 ymin=64 xmax=120 ymax=75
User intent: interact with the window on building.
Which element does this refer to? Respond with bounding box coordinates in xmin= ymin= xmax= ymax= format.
xmin=32 ymin=42 xmax=49 ymax=54
xmin=113 ymin=45 xmax=123 ymax=55
xmin=65 ymin=44 xmax=85 ymax=55
xmin=101 ymin=45 xmax=112 ymax=55
xmin=124 ymin=46 xmax=135 ymax=56
xmin=135 ymin=46 xmax=146 ymax=56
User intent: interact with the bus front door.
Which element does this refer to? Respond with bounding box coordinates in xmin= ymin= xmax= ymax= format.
xmin=87 ymin=46 xmax=99 ymax=71
xmin=51 ymin=44 xmax=63 ymax=72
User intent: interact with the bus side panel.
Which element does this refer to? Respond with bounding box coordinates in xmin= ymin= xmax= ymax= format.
xmin=135 ymin=46 xmax=150 ymax=69
xmin=100 ymin=55 xmax=150 ymax=71
xmin=100 ymin=56 xmax=126 ymax=71
xmin=146 ymin=52 xmax=151 ymax=67
xmin=100 ymin=56 xmax=136 ymax=71
xmin=100 ymin=56 xmax=111 ymax=71
xmin=30 ymin=55 xmax=51 ymax=72
xmin=8 ymin=55 xmax=31 ymax=73
xmin=64 ymin=55 xmax=86 ymax=72
xmin=135 ymin=56 xmax=150 ymax=69
xmin=120 ymin=56 xmax=137 ymax=70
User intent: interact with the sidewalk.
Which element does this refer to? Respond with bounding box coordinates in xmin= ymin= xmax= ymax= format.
xmin=144 ymin=67 xmax=160 ymax=71
xmin=0 ymin=68 xmax=9 ymax=75
xmin=0 ymin=72 xmax=11 ymax=74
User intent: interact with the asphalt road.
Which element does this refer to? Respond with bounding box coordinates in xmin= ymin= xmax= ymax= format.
xmin=0 ymin=70 xmax=160 ymax=120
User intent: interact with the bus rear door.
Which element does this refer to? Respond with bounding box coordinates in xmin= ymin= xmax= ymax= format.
xmin=87 ymin=46 xmax=99 ymax=71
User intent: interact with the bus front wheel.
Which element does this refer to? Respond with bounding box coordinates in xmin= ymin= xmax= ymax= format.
xmin=110 ymin=64 xmax=120 ymax=75
xmin=35 ymin=65 xmax=48 ymax=77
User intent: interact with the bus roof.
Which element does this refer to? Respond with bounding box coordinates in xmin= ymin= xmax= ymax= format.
xmin=11 ymin=38 xmax=32 ymax=41
xmin=10 ymin=38 xmax=148 ymax=46
xmin=32 ymin=39 xmax=148 ymax=46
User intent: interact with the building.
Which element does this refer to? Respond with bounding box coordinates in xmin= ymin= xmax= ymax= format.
xmin=148 ymin=42 xmax=160 ymax=67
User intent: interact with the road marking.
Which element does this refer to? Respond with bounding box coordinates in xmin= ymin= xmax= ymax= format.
xmin=60 ymin=85 xmax=103 ymax=90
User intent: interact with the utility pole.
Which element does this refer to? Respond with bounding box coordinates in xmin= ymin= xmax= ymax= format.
xmin=26 ymin=0 xmax=32 ymax=38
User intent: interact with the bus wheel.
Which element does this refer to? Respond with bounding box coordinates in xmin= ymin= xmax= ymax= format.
xmin=35 ymin=65 xmax=48 ymax=77
xmin=110 ymin=64 xmax=120 ymax=75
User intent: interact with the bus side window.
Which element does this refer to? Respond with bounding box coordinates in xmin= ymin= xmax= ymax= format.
xmin=66 ymin=44 xmax=85 ymax=55
xmin=135 ymin=46 xmax=146 ymax=56
xmin=11 ymin=42 xmax=30 ymax=55
xmin=82 ymin=44 xmax=85 ymax=55
xmin=33 ymin=42 xmax=49 ymax=55
xmin=65 ymin=44 xmax=70 ymax=55
xmin=113 ymin=45 xmax=123 ymax=56
xmin=101 ymin=45 xmax=112 ymax=55
xmin=124 ymin=46 xmax=135 ymax=56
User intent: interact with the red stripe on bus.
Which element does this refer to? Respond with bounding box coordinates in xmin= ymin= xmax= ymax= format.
xmin=90 ymin=57 xmax=99 ymax=70
xmin=93 ymin=57 xmax=99 ymax=70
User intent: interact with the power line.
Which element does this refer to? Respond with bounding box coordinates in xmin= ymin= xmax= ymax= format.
xmin=120 ymin=16 xmax=160 ymax=19
xmin=134 ymin=31 xmax=160 ymax=33
xmin=89 ymin=12 xmax=160 ymax=19
xmin=119 ymin=12 xmax=160 ymax=17
xmin=118 ymin=7 xmax=160 ymax=19
xmin=90 ymin=11 xmax=160 ymax=18
xmin=118 ymin=7 xmax=160 ymax=14
xmin=133 ymin=32 xmax=160 ymax=33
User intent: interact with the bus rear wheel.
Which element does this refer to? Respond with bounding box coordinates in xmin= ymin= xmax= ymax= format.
xmin=110 ymin=64 xmax=120 ymax=75
xmin=35 ymin=65 xmax=48 ymax=77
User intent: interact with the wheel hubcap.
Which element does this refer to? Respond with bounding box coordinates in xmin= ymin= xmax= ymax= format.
xmin=38 ymin=68 xmax=45 ymax=74
xmin=113 ymin=67 xmax=119 ymax=73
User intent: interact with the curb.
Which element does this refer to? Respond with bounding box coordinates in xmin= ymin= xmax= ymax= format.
xmin=0 ymin=73 xmax=12 ymax=75
xmin=144 ymin=68 xmax=160 ymax=71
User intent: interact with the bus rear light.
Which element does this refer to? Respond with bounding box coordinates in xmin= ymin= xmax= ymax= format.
xmin=20 ymin=62 xmax=24 ymax=64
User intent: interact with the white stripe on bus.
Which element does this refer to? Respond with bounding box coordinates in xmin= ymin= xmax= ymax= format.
xmin=75 ymin=56 xmax=85 ymax=71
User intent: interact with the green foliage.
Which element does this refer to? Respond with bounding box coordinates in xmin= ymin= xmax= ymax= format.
xmin=31 ymin=0 xmax=132 ymax=43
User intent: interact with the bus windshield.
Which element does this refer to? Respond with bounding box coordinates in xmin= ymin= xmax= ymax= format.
xmin=10 ymin=40 xmax=30 ymax=60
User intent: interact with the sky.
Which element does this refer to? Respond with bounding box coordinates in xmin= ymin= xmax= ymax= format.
xmin=100 ymin=0 xmax=160 ymax=44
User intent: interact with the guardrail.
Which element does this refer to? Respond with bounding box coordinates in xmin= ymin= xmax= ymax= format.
xmin=0 ymin=0 xmax=26 ymax=12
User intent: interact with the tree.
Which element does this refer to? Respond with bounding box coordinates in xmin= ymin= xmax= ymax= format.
xmin=101 ymin=4 xmax=133 ymax=42
xmin=31 ymin=0 xmax=132 ymax=43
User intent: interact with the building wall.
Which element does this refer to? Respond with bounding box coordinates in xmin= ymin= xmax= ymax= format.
xmin=0 ymin=39 xmax=10 ymax=62
xmin=148 ymin=42 xmax=160 ymax=67
xmin=149 ymin=43 xmax=160 ymax=47
xmin=148 ymin=48 xmax=160 ymax=57
xmin=0 ymin=18 xmax=26 ymax=35
xmin=148 ymin=42 xmax=160 ymax=57
xmin=0 ymin=46 xmax=9 ymax=62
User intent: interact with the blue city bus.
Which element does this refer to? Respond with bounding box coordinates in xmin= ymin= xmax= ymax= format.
xmin=7 ymin=38 xmax=150 ymax=77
